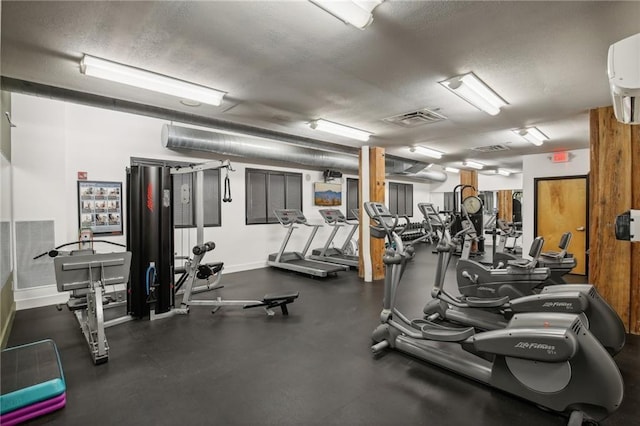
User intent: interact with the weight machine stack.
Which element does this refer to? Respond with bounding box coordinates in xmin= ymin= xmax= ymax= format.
xmin=126 ymin=164 xmax=174 ymax=318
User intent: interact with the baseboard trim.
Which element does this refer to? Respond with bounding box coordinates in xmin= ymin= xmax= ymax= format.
xmin=14 ymin=285 xmax=69 ymax=310
xmin=222 ymin=262 xmax=268 ymax=274
xmin=1 ymin=303 xmax=16 ymax=348
xmin=13 ymin=264 xmax=269 ymax=310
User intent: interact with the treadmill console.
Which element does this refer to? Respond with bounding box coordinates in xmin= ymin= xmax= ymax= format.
xmin=319 ymin=209 xmax=346 ymax=223
xmin=273 ymin=209 xmax=307 ymax=225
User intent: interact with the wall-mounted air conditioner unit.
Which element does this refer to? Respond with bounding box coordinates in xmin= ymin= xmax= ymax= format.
xmin=608 ymin=33 xmax=640 ymax=125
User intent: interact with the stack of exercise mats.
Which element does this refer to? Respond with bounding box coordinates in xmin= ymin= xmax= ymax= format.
xmin=1 ymin=339 xmax=66 ymax=425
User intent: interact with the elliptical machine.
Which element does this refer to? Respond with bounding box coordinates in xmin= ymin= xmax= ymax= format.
xmin=364 ymin=201 xmax=623 ymax=426
xmin=422 ymin=212 xmax=625 ymax=355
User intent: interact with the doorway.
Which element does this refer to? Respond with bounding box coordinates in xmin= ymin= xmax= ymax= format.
xmin=534 ymin=176 xmax=588 ymax=275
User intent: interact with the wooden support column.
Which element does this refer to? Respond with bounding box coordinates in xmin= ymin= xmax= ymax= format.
xmin=460 ymin=170 xmax=479 ymax=252
xmin=631 ymin=123 xmax=640 ymax=333
xmin=589 ymin=106 xmax=640 ymax=334
xmin=359 ymin=147 xmax=386 ymax=280
xmin=497 ymin=190 xmax=513 ymax=222
xmin=460 ymin=170 xmax=478 ymax=198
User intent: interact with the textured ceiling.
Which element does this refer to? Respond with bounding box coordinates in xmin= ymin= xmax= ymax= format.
xmin=2 ymin=1 xmax=639 ymax=172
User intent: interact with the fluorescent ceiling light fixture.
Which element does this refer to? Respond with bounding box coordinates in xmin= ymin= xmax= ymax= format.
xmin=410 ymin=146 xmax=443 ymax=159
xmin=513 ymin=127 xmax=548 ymax=146
xmin=497 ymin=169 xmax=511 ymax=176
xmin=444 ymin=166 xmax=460 ymax=173
xmin=80 ymin=54 xmax=226 ymax=106
xmin=462 ymin=160 xmax=484 ymax=170
xmin=309 ymin=119 xmax=372 ymax=141
xmin=309 ymin=0 xmax=384 ymax=30
xmin=439 ymin=72 xmax=507 ymax=116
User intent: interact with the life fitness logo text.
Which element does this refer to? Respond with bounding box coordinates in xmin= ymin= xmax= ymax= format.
xmin=146 ymin=183 xmax=154 ymax=212
xmin=515 ymin=342 xmax=556 ymax=351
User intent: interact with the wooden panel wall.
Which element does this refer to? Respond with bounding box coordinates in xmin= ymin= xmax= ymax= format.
xmin=497 ymin=190 xmax=513 ymax=222
xmin=358 ymin=147 xmax=386 ymax=281
xmin=589 ymin=106 xmax=639 ymax=334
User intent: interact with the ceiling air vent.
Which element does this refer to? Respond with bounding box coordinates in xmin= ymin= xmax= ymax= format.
xmin=471 ymin=144 xmax=510 ymax=153
xmin=383 ymin=108 xmax=447 ymax=128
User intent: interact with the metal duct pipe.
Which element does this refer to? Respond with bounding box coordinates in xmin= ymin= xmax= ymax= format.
xmin=162 ymin=124 xmax=359 ymax=171
xmin=3 ymin=77 xmax=447 ymax=182
xmin=162 ymin=124 xmax=447 ymax=182
xmin=413 ymin=169 xmax=449 ymax=182
xmin=2 ymin=77 xmax=356 ymax=156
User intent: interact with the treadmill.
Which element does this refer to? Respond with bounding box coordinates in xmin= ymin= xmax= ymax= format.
xmin=310 ymin=209 xmax=359 ymax=268
xmin=268 ymin=209 xmax=349 ymax=277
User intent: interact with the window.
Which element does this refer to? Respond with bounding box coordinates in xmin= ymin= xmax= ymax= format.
xmin=388 ymin=182 xmax=413 ymax=217
xmin=130 ymin=157 xmax=221 ymax=227
xmin=173 ymin=169 xmax=221 ymax=228
xmin=443 ymin=192 xmax=455 ymax=212
xmin=479 ymin=191 xmax=495 ymax=214
xmin=346 ymin=178 xmax=359 ymax=220
xmin=246 ymin=168 xmax=302 ymax=224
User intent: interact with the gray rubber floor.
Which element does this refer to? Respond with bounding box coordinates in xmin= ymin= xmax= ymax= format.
xmin=6 ymin=243 xmax=639 ymax=425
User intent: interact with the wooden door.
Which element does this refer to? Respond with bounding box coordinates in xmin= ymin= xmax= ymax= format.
xmin=535 ymin=176 xmax=588 ymax=275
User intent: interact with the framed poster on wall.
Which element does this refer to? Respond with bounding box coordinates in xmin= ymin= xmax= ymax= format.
xmin=314 ymin=182 xmax=342 ymax=206
xmin=77 ymin=180 xmax=123 ymax=235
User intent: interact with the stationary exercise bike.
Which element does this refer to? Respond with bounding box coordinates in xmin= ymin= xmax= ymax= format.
xmin=419 ymin=202 xmax=554 ymax=296
xmin=364 ymin=201 xmax=623 ymax=426
xmin=493 ymin=224 xmax=577 ymax=285
xmin=457 ymin=231 xmax=554 ymax=298
xmin=432 ymin=202 xmax=558 ymax=298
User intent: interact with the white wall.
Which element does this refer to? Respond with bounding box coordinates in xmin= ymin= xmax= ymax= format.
xmin=1 ymin=89 xmax=13 ymax=290
xmin=521 ymin=148 xmax=590 ymax=257
xmin=1 ymin=153 xmax=11 ymax=283
xmin=429 ymin=171 xmax=462 ymax=194
xmin=10 ymin=93 xmax=438 ymax=307
xmin=478 ymin=173 xmax=522 ymax=191
xmin=426 ymin=170 xmax=522 ymax=212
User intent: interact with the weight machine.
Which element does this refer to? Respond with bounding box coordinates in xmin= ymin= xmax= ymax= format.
xmin=449 ymin=184 xmax=485 ymax=256
xmin=53 ymin=251 xmax=131 ymax=364
xmin=34 ymin=240 xmax=133 ymax=365
xmin=43 ymin=159 xmax=297 ymax=365
xmin=126 ymin=160 xmax=235 ymax=318
xmin=174 ymin=241 xmax=298 ymax=316
xmin=128 ymin=159 xmax=298 ymax=317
